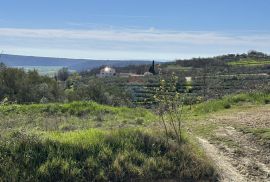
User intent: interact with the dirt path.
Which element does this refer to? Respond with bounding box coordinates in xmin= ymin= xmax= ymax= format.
xmin=197 ymin=106 xmax=270 ymax=182
xmin=198 ymin=137 xmax=247 ymax=182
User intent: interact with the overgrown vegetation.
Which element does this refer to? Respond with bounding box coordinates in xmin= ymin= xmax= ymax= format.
xmin=0 ymin=100 xmax=219 ymax=181
xmin=0 ymin=64 xmax=61 ymax=103
xmin=0 ymin=63 xmax=132 ymax=106
xmin=0 ymin=101 xmax=156 ymax=135
xmin=0 ymin=129 xmax=217 ymax=181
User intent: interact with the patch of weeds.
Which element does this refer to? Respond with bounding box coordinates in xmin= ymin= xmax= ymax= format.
xmin=211 ymin=135 xmax=240 ymax=149
xmin=240 ymin=128 xmax=270 ymax=144
xmin=135 ymin=118 xmax=144 ymax=125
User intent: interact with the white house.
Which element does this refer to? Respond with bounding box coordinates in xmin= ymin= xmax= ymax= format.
xmin=143 ymin=72 xmax=153 ymax=76
xmin=97 ymin=66 xmax=154 ymax=78
xmin=97 ymin=66 xmax=116 ymax=78
xmin=185 ymin=77 xmax=192 ymax=82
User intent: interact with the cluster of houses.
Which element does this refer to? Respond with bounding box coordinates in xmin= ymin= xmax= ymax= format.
xmin=96 ymin=66 xmax=154 ymax=78
xmin=96 ymin=61 xmax=193 ymax=84
xmin=96 ymin=61 xmax=156 ymax=82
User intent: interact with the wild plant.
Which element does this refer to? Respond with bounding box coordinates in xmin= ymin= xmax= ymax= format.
xmin=154 ymin=71 xmax=186 ymax=145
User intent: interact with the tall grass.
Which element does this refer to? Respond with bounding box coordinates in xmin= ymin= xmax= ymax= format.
xmin=0 ymin=129 xmax=218 ymax=181
xmin=0 ymin=101 xmax=157 ymax=135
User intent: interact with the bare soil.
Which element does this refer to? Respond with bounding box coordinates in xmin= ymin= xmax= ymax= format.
xmin=197 ymin=106 xmax=270 ymax=182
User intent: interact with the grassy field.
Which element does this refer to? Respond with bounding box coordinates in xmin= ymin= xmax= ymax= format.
xmin=0 ymin=101 xmax=156 ymax=135
xmin=189 ymin=92 xmax=270 ymax=116
xmin=1 ymin=92 xmax=269 ymax=181
xmin=228 ymin=58 xmax=270 ymax=66
xmin=0 ymin=101 xmax=218 ymax=181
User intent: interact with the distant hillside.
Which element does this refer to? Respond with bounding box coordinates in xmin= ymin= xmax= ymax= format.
xmin=0 ymin=54 xmax=152 ymax=71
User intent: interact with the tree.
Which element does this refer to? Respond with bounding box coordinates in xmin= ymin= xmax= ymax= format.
xmin=149 ymin=60 xmax=156 ymax=75
xmin=57 ymin=67 xmax=69 ymax=81
xmin=0 ymin=66 xmax=63 ymax=103
xmin=154 ymin=72 xmax=185 ymax=145
xmin=0 ymin=62 xmax=6 ymax=71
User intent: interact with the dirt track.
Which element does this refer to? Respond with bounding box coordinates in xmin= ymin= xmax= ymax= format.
xmin=197 ymin=106 xmax=270 ymax=182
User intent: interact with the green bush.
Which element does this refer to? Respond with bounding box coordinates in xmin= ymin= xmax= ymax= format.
xmin=223 ymin=103 xmax=231 ymax=109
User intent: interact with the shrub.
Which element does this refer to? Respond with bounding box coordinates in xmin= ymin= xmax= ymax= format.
xmin=223 ymin=103 xmax=231 ymax=109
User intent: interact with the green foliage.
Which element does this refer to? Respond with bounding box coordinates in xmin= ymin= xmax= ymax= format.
xmin=223 ymin=103 xmax=231 ymax=109
xmin=57 ymin=67 xmax=69 ymax=81
xmin=0 ymin=66 xmax=62 ymax=103
xmin=67 ymin=77 xmax=133 ymax=106
xmin=0 ymin=64 xmax=132 ymax=106
xmin=154 ymin=72 xmax=187 ymax=145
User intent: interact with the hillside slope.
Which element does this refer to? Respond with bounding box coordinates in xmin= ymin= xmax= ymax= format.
xmin=0 ymin=54 xmax=151 ymax=71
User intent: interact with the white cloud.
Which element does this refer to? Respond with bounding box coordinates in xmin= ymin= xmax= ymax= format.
xmin=0 ymin=27 xmax=270 ymax=59
xmin=0 ymin=28 xmax=269 ymax=45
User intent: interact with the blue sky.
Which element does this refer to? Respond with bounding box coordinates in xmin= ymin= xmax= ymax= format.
xmin=0 ymin=0 xmax=270 ymax=60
